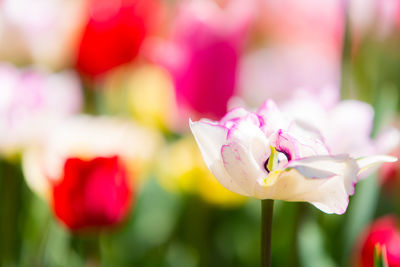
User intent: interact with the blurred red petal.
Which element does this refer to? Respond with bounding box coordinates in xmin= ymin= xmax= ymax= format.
xmin=76 ymin=0 xmax=159 ymax=78
xmin=355 ymin=215 xmax=400 ymax=267
xmin=52 ymin=156 xmax=133 ymax=231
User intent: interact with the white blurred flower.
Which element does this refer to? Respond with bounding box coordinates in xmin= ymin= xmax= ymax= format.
xmin=22 ymin=116 xmax=162 ymax=199
xmin=281 ymin=90 xmax=400 ymax=159
xmin=238 ymin=47 xmax=340 ymax=108
xmin=349 ymin=0 xmax=400 ymax=39
xmin=0 ymin=63 xmax=82 ymax=156
xmin=0 ymin=0 xmax=85 ymax=68
xmin=239 ymin=0 xmax=344 ymax=107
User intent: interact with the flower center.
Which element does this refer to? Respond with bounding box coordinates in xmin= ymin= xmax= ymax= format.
xmin=264 ymin=146 xmax=289 ymax=173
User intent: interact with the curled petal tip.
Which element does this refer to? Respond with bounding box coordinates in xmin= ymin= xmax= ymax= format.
xmin=357 ymin=155 xmax=398 ymax=177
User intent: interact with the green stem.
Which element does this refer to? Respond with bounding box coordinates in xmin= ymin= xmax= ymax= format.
xmin=261 ymin=199 xmax=274 ymax=267
xmin=71 ymin=233 xmax=101 ymax=264
xmin=0 ymin=160 xmax=24 ymax=266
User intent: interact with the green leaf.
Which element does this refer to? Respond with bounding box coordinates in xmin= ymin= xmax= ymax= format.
xmin=298 ymin=218 xmax=336 ymax=267
xmin=374 ymin=244 xmax=389 ymax=267
xmin=341 ymin=174 xmax=380 ymax=264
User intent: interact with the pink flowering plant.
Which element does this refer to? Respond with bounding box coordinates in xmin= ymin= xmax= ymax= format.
xmin=190 ymin=99 xmax=397 ymax=266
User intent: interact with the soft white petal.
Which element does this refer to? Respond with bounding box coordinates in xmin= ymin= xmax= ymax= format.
xmin=255 ymin=155 xmax=358 ymax=214
xmin=0 ymin=65 xmax=82 ymax=156
xmin=288 ymin=120 xmax=325 ymax=144
xmin=221 ymin=140 xmax=269 ymax=196
xmin=220 ymin=107 xmax=249 ymax=125
xmin=283 ymin=97 xmax=377 ymax=158
xmin=45 ymin=116 xmax=160 ymax=161
xmin=222 ymin=114 xmax=272 ymax=196
xmin=325 ymin=100 xmax=375 ymax=156
xmin=254 ymin=169 xmax=328 ymax=202
xmin=189 ymin=120 xmax=228 ymax=168
xmin=281 ymin=92 xmax=328 ymax=132
xmin=21 ymin=146 xmax=51 ymax=199
xmin=257 ymin=99 xmax=290 ymax=136
xmin=374 ymin=127 xmax=400 ymax=154
xmin=26 ymin=116 xmax=162 ymax=184
xmin=290 ymin=165 xmax=336 ymax=179
xmin=189 ymin=120 xmax=249 ymax=195
xmin=357 ymin=155 xmax=398 ymax=176
xmin=225 ymin=114 xmax=271 ymax=164
xmin=288 ymin=155 xmax=358 ymax=196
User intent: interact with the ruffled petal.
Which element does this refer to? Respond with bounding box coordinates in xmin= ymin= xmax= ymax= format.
xmin=223 ymin=113 xmax=271 ymax=195
xmin=255 ymin=155 xmax=358 ymax=214
xmin=270 ymin=129 xmax=329 ymax=160
xmin=189 ymin=120 xmax=249 ymax=195
xmin=257 ymin=99 xmax=289 ymax=136
xmin=224 ymin=113 xmax=271 ymax=176
xmin=220 ymin=107 xmax=250 ymax=126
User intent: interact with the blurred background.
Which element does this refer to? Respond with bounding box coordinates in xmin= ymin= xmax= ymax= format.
xmin=0 ymin=0 xmax=400 ymax=266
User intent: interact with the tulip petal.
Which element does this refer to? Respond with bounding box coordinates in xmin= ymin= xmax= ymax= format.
xmin=221 ymin=113 xmax=271 ymax=195
xmin=189 ymin=120 xmax=249 ymax=195
xmin=255 ymin=155 xmax=358 ymax=214
xmin=221 ymin=140 xmax=269 ymax=196
xmin=291 ymin=166 xmax=336 ymax=179
xmin=257 ymin=99 xmax=289 ymax=136
xmin=22 ymin=147 xmax=51 ymax=199
xmin=326 ymin=100 xmax=375 ymax=157
xmin=220 ymin=107 xmax=249 ymax=125
xmin=270 ymin=129 xmax=329 ymax=160
xmin=357 ymin=155 xmax=398 ymax=176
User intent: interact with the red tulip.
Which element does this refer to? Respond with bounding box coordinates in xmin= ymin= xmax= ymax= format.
xmin=52 ymin=156 xmax=132 ymax=231
xmin=354 ymin=215 xmax=400 ymax=267
xmin=76 ymin=0 xmax=159 ymax=78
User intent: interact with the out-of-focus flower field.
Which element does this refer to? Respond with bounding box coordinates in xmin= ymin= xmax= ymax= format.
xmin=0 ymin=0 xmax=400 ymax=266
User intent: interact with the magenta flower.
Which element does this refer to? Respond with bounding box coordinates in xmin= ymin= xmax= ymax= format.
xmin=190 ymin=100 xmax=396 ymax=214
xmin=150 ymin=0 xmax=253 ymax=120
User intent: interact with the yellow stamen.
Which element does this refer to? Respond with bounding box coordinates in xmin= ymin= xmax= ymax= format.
xmin=263 ymin=170 xmax=283 ymax=186
xmin=267 ymin=146 xmax=279 ymax=172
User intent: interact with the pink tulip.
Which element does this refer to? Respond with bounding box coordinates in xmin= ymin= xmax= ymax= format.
xmin=238 ymin=0 xmax=344 ymax=107
xmin=149 ymin=0 xmax=253 ymax=121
